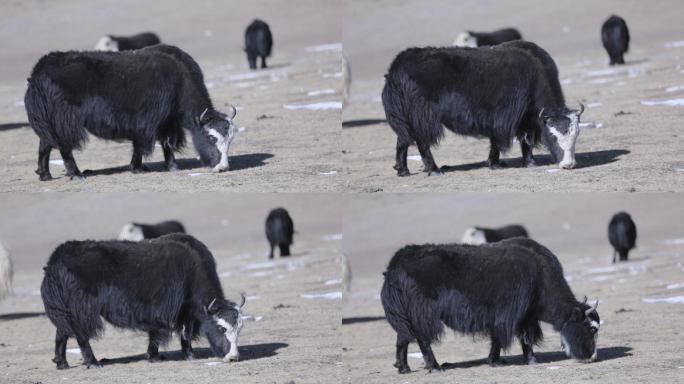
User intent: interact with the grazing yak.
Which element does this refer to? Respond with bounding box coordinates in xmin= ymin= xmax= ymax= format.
xmin=382 ymin=40 xmax=584 ymax=176
xmin=41 ymin=234 xmax=245 ymax=369
xmin=0 ymin=242 xmax=13 ymax=300
xmin=381 ymin=238 xmax=600 ymax=374
xmin=265 ymin=207 xmax=294 ymax=259
xmin=461 ymin=224 xmax=529 ymax=245
xmin=601 ymin=16 xmax=630 ymax=65
xmin=608 ymin=212 xmax=637 ymax=263
xmin=25 ymin=44 xmax=237 ymax=181
xmin=118 ymin=220 xmax=186 ymax=241
xmin=244 ymin=19 xmax=273 ymax=69
xmin=94 ymin=32 xmax=161 ymax=52
xmin=453 ymin=28 xmax=522 ymax=47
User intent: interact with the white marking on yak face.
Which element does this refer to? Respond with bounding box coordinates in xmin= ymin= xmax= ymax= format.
xmin=215 ymin=307 xmax=243 ymax=362
xmin=118 ymin=223 xmax=144 ymax=241
xmin=453 ymin=32 xmax=477 ymax=47
xmin=548 ymin=112 xmax=580 ymax=169
xmin=461 ymin=227 xmax=486 ymax=245
xmin=94 ymin=36 xmax=118 ymax=51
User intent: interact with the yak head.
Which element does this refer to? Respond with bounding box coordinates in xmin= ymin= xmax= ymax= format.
xmin=453 ymin=32 xmax=477 ymax=47
xmin=202 ymin=294 xmax=246 ymax=362
xmin=461 ymin=227 xmax=487 ymax=245
xmin=94 ymin=36 xmax=118 ymax=51
xmin=539 ymin=102 xmax=584 ymax=169
xmin=117 ymin=223 xmax=144 ymax=241
xmin=560 ymin=299 xmax=600 ymax=362
xmin=192 ymin=106 xmax=237 ymax=172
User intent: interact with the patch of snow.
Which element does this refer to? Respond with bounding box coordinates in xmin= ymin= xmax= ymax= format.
xmin=643 ymin=296 xmax=684 ymax=304
xmin=307 ymin=89 xmax=336 ymax=96
xmin=305 ymin=43 xmax=342 ymax=52
xmin=284 ymin=102 xmax=342 ymax=110
xmin=300 ymin=291 xmax=342 ymax=300
xmin=641 ymin=98 xmax=684 ymax=106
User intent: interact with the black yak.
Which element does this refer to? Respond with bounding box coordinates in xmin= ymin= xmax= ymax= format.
xmin=608 ymin=212 xmax=637 ymax=263
xmin=244 ymin=19 xmax=273 ymax=69
xmin=382 ymin=41 xmax=584 ymax=176
xmin=453 ymin=28 xmax=522 ymax=47
xmin=24 ymin=44 xmax=237 ymax=181
xmin=461 ymin=224 xmax=529 ymax=245
xmin=381 ymin=238 xmax=600 ymax=374
xmin=94 ymin=32 xmax=161 ymax=51
xmin=601 ymin=16 xmax=630 ymax=65
xmin=40 ymin=234 xmax=245 ymax=369
xmin=265 ymin=207 xmax=294 ymax=259
xmin=118 ymin=220 xmax=186 ymax=241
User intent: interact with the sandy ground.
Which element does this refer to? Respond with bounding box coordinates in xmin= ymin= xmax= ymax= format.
xmin=342 ymin=0 xmax=684 ymax=192
xmin=0 ymin=0 xmax=342 ymax=192
xmin=0 ymin=193 xmax=343 ymax=384
xmin=342 ymin=193 xmax=684 ymax=383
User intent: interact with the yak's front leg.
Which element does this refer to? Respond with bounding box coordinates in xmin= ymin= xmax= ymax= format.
xmin=521 ymin=140 xmax=537 ymax=167
xmin=130 ymin=141 xmax=150 ymax=174
xmin=488 ymin=336 xmax=508 ymax=366
xmin=416 ymin=139 xmax=442 ymax=176
xmin=161 ymin=139 xmax=178 ymax=171
xmin=180 ymin=323 xmax=195 ymax=360
xmin=147 ymin=331 xmax=164 ymax=362
xmin=417 ymin=339 xmax=441 ymax=373
xmin=52 ymin=332 xmax=69 ymax=370
xmin=393 ymin=335 xmax=410 ymax=374
xmin=76 ymin=337 xmax=101 ymax=368
xmin=59 ymin=147 xmax=83 ymax=180
xmin=394 ymin=138 xmax=410 ymax=177
xmin=36 ymin=139 xmax=53 ymax=181
xmin=487 ymin=138 xmax=506 ymax=169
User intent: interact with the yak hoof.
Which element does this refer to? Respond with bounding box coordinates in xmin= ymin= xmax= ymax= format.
xmin=428 ymin=170 xmax=443 ymax=177
xmin=488 ymin=161 xmax=507 ymax=170
xmin=527 ymin=356 xmax=538 ymax=365
xmin=53 ymin=359 xmax=69 ymax=370
xmin=38 ymin=173 xmax=53 ymax=181
xmin=429 ymin=367 xmax=443 ymax=374
xmin=524 ymin=160 xmax=537 ymax=168
xmin=167 ymin=163 xmax=179 ymax=172
xmin=86 ymin=361 xmax=103 ymax=369
xmin=69 ymin=174 xmax=85 ymax=181
xmin=397 ymin=168 xmax=410 ymax=177
xmin=184 ymin=353 xmax=195 ymax=361
xmin=489 ymin=358 xmax=508 ymax=367
xmin=397 ymin=365 xmax=411 ymax=374
xmin=131 ymin=165 xmax=150 ymax=174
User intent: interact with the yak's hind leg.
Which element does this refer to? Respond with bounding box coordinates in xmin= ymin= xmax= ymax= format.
xmin=59 ymin=147 xmax=83 ymax=180
xmin=261 ymin=56 xmax=267 ymax=69
xmin=416 ymin=139 xmax=441 ymax=176
xmin=488 ymin=336 xmax=508 ymax=366
xmin=519 ymin=321 xmax=542 ymax=364
xmin=52 ymin=331 xmax=69 ymax=369
xmin=487 ymin=138 xmax=506 ymax=169
xmin=521 ymin=140 xmax=537 ymax=167
xmin=76 ymin=337 xmax=101 ymax=368
xmin=130 ymin=141 xmax=150 ymax=174
xmin=417 ymin=339 xmax=441 ymax=372
xmin=161 ymin=139 xmax=178 ymax=172
xmin=394 ymin=137 xmax=410 ymax=177
xmin=36 ymin=139 xmax=53 ymax=181
xmin=393 ymin=335 xmax=411 ymax=374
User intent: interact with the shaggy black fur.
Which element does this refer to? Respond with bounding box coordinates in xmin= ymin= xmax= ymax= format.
xmin=469 ymin=28 xmax=522 ymax=46
xmin=40 ymin=235 xmax=242 ymax=369
xmin=133 ymin=221 xmax=186 ymax=239
xmin=245 ymin=19 xmax=273 ymax=69
xmin=109 ymin=32 xmax=161 ymax=51
xmin=601 ymin=16 xmax=630 ymax=65
xmin=265 ymin=207 xmax=294 ymax=259
xmin=24 ymin=44 xmax=236 ymax=180
xmin=608 ymin=212 xmax=637 ymax=263
xmin=382 ymin=41 xmax=580 ymax=176
xmin=477 ymin=224 xmax=529 ymax=242
xmin=381 ymin=238 xmax=600 ymax=374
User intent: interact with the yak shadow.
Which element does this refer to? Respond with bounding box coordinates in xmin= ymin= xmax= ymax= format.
xmin=0 ymin=122 xmax=30 ymax=132
xmin=438 ymin=149 xmax=629 ymax=173
xmin=0 ymin=312 xmax=45 ymax=321
xmin=341 ymin=316 xmax=386 ymax=325
xmin=99 ymin=342 xmax=288 ymax=366
xmin=81 ymin=153 xmax=273 ymax=177
xmin=342 ymin=119 xmax=387 ymax=128
xmin=440 ymin=346 xmax=632 ymax=370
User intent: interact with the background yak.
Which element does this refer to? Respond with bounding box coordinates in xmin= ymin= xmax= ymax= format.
xmin=265 ymin=207 xmax=294 ymax=259
xmin=601 ymin=15 xmax=630 ymax=65
xmin=24 ymin=44 xmax=237 ymax=181
xmin=453 ymin=27 xmax=522 ymax=47
xmin=382 ymin=41 xmax=584 ymax=176
xmin=244 ymin=19 xmax=273 ymax=69
xmin=41 ymin=235 xmax=245 ymax=369
xmin=118 ymin=220 xmax=186 ymax=241
xmin=608 ymin=211 xmax=637 ymax=263
xmin=94 ymin=32 xmax=161 ymax=51
xmin=381 ymin=238 xmax=600 ymax=374
xmin=461 ymin=224 xmax=529 ymax=245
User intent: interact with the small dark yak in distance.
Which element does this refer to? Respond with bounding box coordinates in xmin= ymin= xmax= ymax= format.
xmin=382 ymin=41 xmax=584 ymax=177
xmin=94 ymin=32 xmax=161 ymax=51
xmin=40 ymin=234 xmax=245 ymax=369
xmin=245 ymin=19 xmax=273 ymax=69
xmin=453 ymin=27 xmax=522 ymax=47
xmin=118 ymin=220 xmax=186 ymax=241
xmin=24 ymin=44 xmax=237 ymax=181
xmin=265 ymin=207 xmax=294 ymax=259
xmin=381 ymin=238 xmax=600 ymax=374
xmin=461 ymin=224 xmax=529 ymax=245
xmin=601 ymin=15 xmax=630 ymax=65
xmin=608 ymin=211 xmax=637 ymax=263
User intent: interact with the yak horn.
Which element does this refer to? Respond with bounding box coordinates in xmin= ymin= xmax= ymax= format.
xmin=208 ymin=297 xmax=217 ymax=311
xmin=538 ymin=107 xmax=545 ymax=120
xmin=226 ymin=104 xmax=237 ymax=120
xmin=239 ymin=293 xmax=246 ymax=309
xmin=585 ymin=300 xmax=599 ymax=316
xmin=577 ymin=101 xmax=585 ymax=116
xmin=199 ymin=108 xmax=210 ymax=122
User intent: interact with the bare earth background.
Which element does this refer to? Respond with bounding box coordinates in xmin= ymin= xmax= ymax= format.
xmin=342 ymin=193 xmax=684 ymax=383
xmin=342 ymin=0 xmax=684 ymax=192
xmin=0 ymin=193 xmax=343 ymax=384
xmin=0 ymin=0 xmax=342 ymax=192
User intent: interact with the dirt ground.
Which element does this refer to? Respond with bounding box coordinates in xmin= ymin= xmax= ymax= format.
xmin=341 ymin=193 xmax=684 ymax=383
xmin=0 ymin=0 xmax=342 ymax=192
xmin=0 ymin=193 xmax=343 ymax=384
xmin=342 ymin=0 xmax=684 ymax=192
